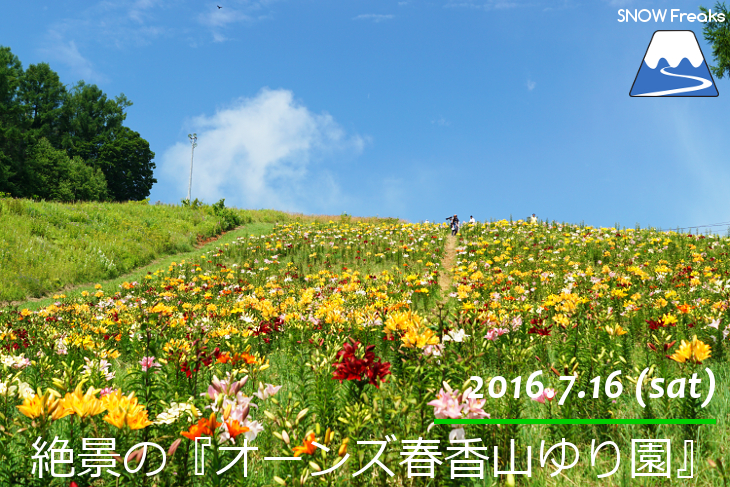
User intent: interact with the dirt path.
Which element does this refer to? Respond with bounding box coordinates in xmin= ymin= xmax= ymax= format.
xmin=195 ymin=225 xmax=243 ymax=248
xmin=438 ymin=234 xmax=457 ymax=303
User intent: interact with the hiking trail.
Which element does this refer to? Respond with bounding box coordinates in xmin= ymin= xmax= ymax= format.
xmin=438 ymin=234 xmax=457 ymax=304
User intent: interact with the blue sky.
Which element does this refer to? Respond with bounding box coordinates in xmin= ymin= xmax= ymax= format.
xmin=3 ymin=0 xmax=729 ymax=230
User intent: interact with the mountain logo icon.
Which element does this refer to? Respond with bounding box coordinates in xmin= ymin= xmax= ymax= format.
xmin=630 ymin=30 xmax=718 ymax=97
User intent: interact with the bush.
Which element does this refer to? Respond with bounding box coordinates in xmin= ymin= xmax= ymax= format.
xmin=211 ymin=198 xmax=244 ymax=231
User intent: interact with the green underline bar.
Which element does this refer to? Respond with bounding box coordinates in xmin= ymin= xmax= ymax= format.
xmin=434 ymin=419 xmax=716 ymax=425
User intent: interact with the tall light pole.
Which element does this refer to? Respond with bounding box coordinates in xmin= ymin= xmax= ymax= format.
xmin=187 ymin=133 xmax=197 ymax=202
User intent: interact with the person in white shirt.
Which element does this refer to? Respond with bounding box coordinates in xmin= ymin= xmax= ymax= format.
xmin=530 ymin=213 xmax=537 ymax=224
xmin=469 ymin=216 xmax=475 ymax=224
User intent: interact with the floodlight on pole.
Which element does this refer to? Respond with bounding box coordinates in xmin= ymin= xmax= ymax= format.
xmin=187 ymin=133 xmax=197 ymax=202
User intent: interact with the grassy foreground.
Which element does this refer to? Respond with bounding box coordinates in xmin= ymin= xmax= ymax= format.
xmin=0 ymin=197 xmax=390 ymax=303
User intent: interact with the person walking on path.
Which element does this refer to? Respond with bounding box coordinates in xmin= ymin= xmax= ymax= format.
xmin=446 ymin=214 xmax=460 ymax=236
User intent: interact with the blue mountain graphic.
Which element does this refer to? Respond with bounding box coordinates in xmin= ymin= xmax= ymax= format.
xmin=631 ymin=58 xmax=718 ymax=96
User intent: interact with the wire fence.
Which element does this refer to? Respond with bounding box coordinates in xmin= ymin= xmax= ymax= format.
xmin=664 ymin=220 xmax=730 ymax=235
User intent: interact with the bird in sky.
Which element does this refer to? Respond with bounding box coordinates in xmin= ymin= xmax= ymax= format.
xmin=217 ymin=5 xmax=222 ymax=8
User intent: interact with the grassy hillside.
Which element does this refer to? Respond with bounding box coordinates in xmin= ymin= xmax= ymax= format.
xmin=0 ymin=197 xmax=390 ymax=303
xmin=13 ymin=221 xmax=278 ymax=311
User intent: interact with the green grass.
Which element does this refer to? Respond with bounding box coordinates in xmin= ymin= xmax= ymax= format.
xmin=0 ymin=198 xmax=279 ymax=302
xmin=0 ymin=197 xmax=401 ymax=305
xmin=13 ymin=221 xmax=276 ymax=311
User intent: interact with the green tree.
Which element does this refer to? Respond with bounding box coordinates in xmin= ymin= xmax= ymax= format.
xmin=60 ymin=81 xmax=155 ymax=200
xmin=18 ymin=62 xmax=67 ymax=146
xmin=701 ymin=2 xmax=730 ymax=79
xmin=0 ymin=46 xmax=25 ymax=194
xmin=60 ymin=81 xmax=130 ymax=162
xmin=0 ymin=48 xmax=157 ymax=201
xmin=25 ymin=137 xmax=108 ymax=201
xmin=98 ymin=126 xmax=157 ymax=201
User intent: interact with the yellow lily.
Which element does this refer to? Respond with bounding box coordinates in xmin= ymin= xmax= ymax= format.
xmin=17 ymin=389 xmax=63 ymax=420
xmin=102 ymin=389 xmax=153 ymax=430
xmin=605 ymin=324 xmax=628 ymax=337
xmin=669 ymin=335 xmax=711 ymax=364
xmin=401 ymin=325 xmax=439 ymax=349
xmin=59 ymin=384 xmax=106 ymax=419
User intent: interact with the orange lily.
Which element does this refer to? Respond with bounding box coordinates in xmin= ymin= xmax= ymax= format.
xmin=676 ymin=303 xmax=693 ymax=314
xmin=293 ymin=433 xmax=317 ymax=457
xmin=217 ymin=352 xmax=257 ymax=365
xmin=235 ymin=352 xmax=257 ymax=365
xmin=225 ymin=420 xmax=250 ymax=440
xmin=182 ymin=413 xmax=221 ymax=440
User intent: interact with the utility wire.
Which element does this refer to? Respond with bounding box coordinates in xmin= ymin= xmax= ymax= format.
xmin=671 ymin=220 xmax=730 ymax=231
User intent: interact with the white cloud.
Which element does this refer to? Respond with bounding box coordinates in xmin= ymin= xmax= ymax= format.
xmin=354 ymin=14 xmax=395 ymax=22
xmin=40 ymin=34 xmax=108 ymax=83
xmin=526 ymin=79 xmax=536 ymax=91
xmin=212 ymin=32 xmax=229 ymax=43
xmin=127 ymin=0 xmax=163 ymax=23
xmin=199 ymin=8 xmax=253 ymax=29
xmin=41 ymin=0 xmax=271 ymax=53
xmin=42 ymin=0 xmax=170 ymax=56
xmin=431 ymin=117 xmax=451 ymax=126
xmin=196 ymin=1 xmax=279 ymax=41
xmin=160 ymin=88 xmax=366 ymax=212
xmin=198 ymin=6 xmax=257 ymax=41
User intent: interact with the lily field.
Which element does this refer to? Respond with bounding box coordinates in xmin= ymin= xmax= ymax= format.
xmin=0 ymin=219 xmax=729 ymax=486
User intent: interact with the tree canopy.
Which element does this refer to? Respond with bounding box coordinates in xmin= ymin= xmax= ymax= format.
xmin=0 ymin=46 xmax=156 ymax=201
xmin=701 ymin=2 xmax=730 ymax=79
